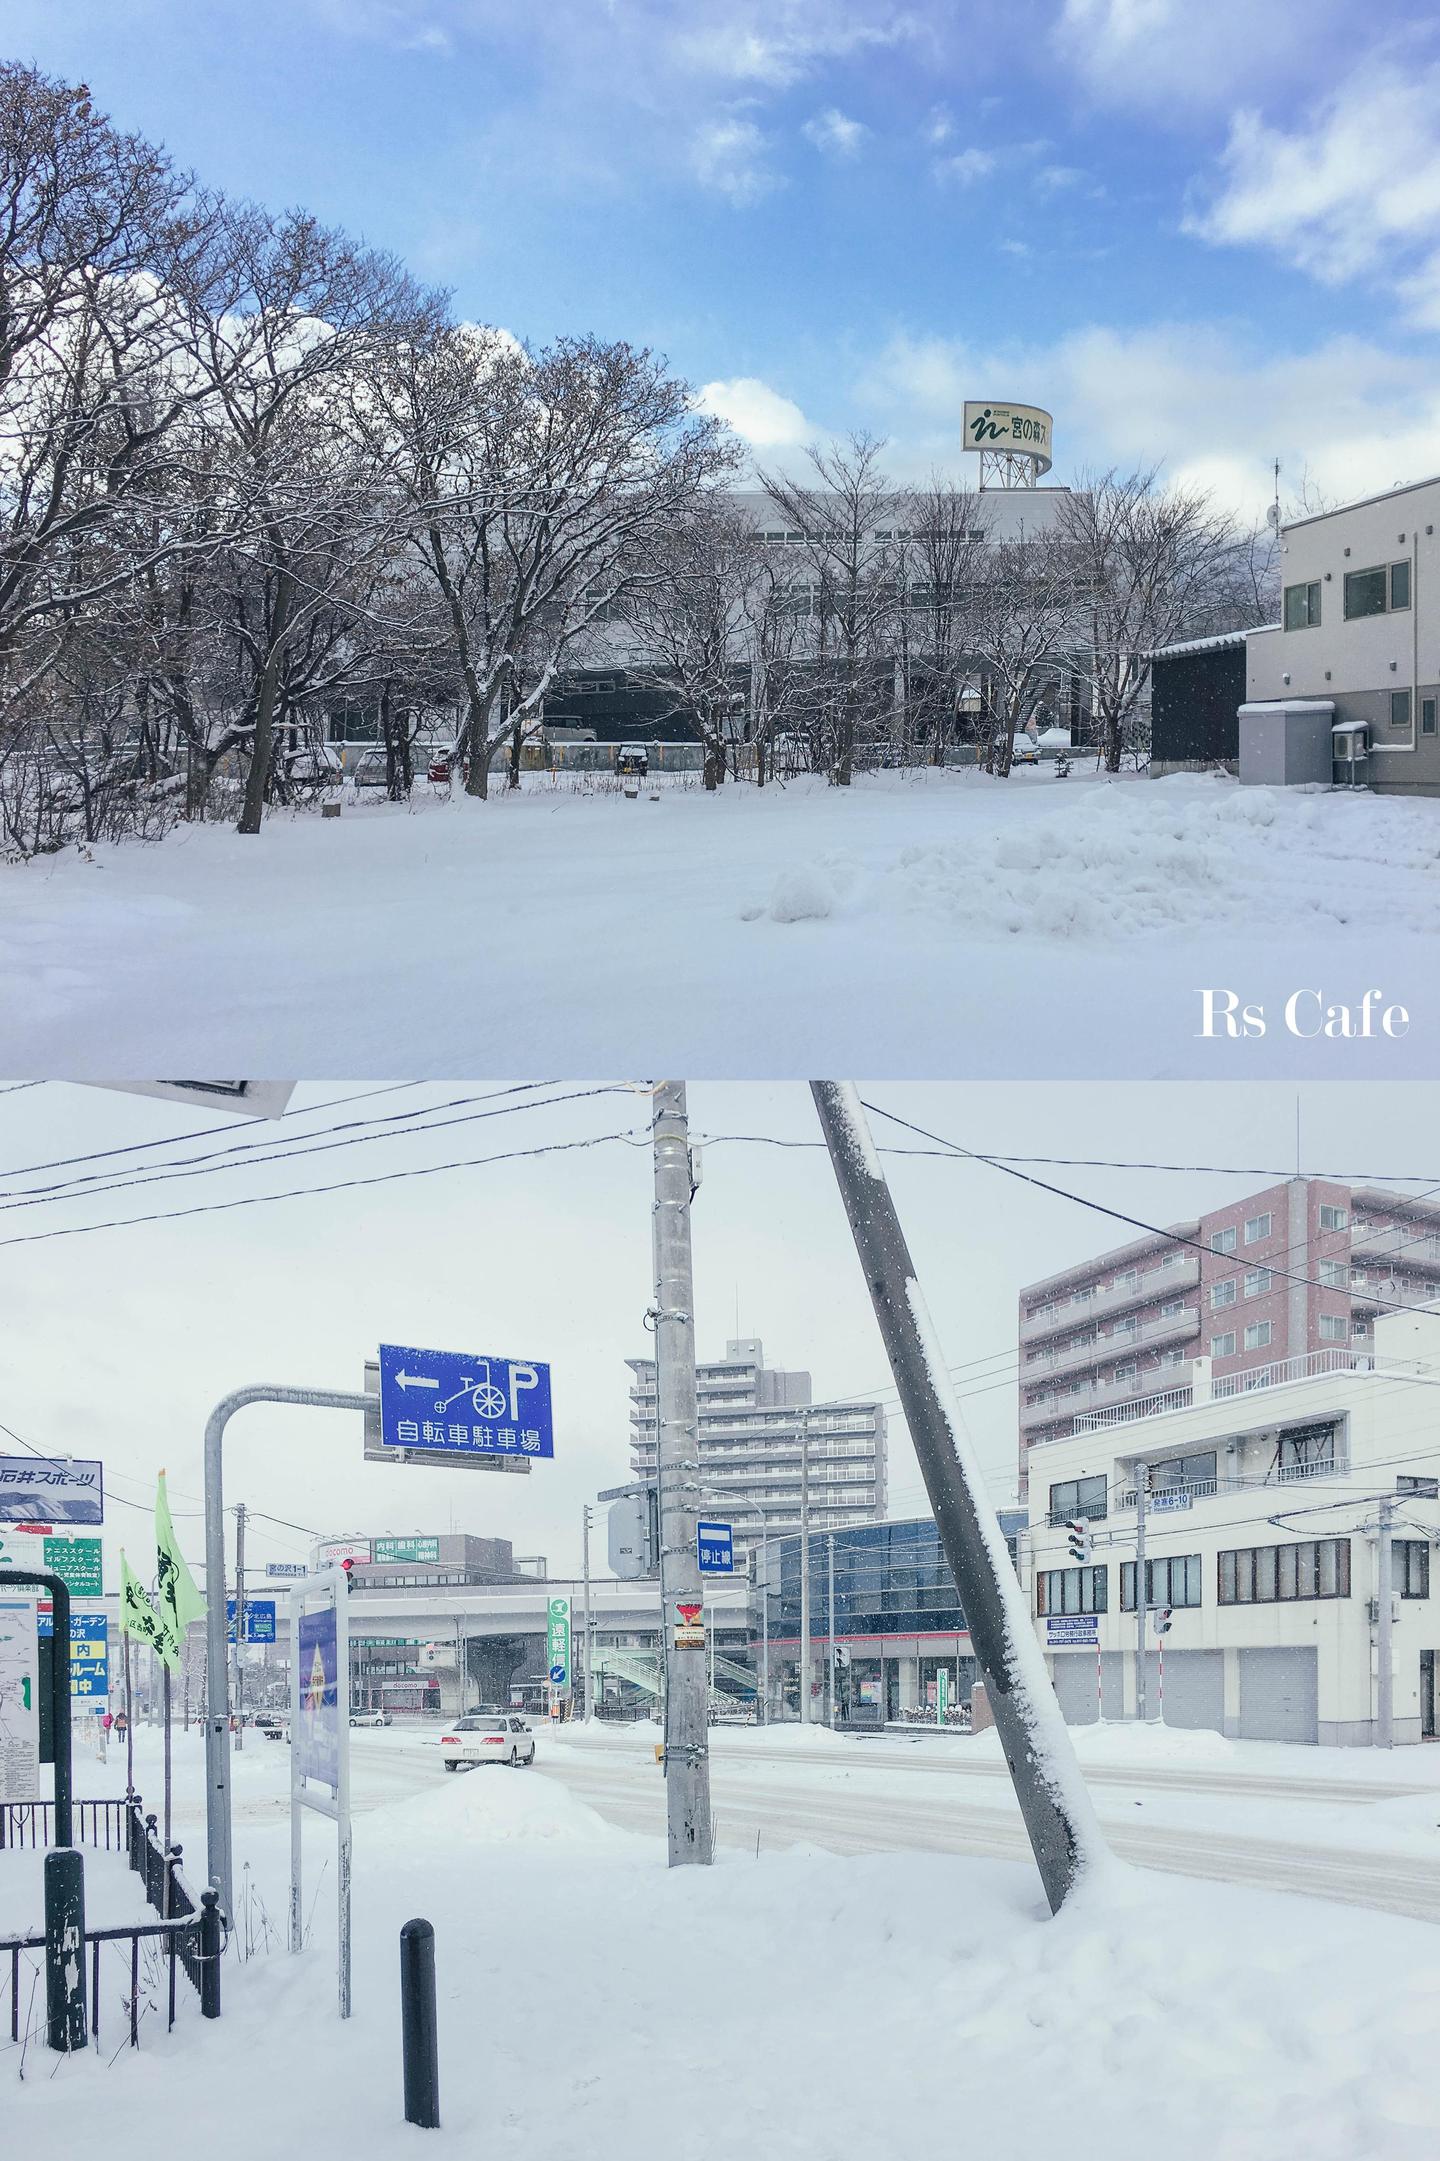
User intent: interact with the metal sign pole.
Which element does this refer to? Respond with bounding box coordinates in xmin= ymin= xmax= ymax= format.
xmin=204 ymin=1385 xmax=372 ymax=1920
xmin=337 ymin=1568 xmax=352 ymax=2018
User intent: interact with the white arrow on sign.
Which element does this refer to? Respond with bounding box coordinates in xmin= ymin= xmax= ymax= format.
xmin=395 ymin=1370 xmax=439 ymax=1390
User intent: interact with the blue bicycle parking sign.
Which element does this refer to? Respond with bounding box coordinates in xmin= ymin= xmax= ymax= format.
xmin=376 ymin=1344 xmax=554 ymax=1460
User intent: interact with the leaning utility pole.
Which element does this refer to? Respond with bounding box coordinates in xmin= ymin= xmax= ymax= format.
xmin=1133 ymin=1464 xmax=1148 ymax=1723
xmin=798 ymin=1416 xmax=812 ymax=1726
xmin=812 ymin=1083 xmax=1104 ymax=1916
xmin=1376 ymin=1496 xmax=1395 ymax=1749
xmin=650 ymin=1084 xmax=714 ymax=1866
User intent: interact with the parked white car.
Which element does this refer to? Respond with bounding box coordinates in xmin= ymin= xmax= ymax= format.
xmin=439 ymin=1714 xmax=535 ymax=1769
xmin=1010 ymin=732 xmax=1041 ymax=765
xmin=348 ymin=1708 xmax=391 ymax=1727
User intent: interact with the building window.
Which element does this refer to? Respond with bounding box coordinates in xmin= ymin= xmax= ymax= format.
xmin=1219 ymin=1538 xmax=1350 ymax=1604
xmin=1049 ymin=1474 xmax=1107 ymax=1524
xmin=1317 ymin=1259 xmax=1348 ymax=1288
xmin=1211 ymin=1280 xmax=1237 ymax=1310
xmin=1036 ymin=1566 xmax=1108 ymax=1616
xmin=1117 ymin=1268 xmax=1140 ymax=1292
xmin=1283 ymin=581 xmax=1321 ymax=630
xmin=1121 ymin=1554 xmax=1202 ymax=1610
xmin=1319 ymin=1204 xmax=1347 ymax=1231
xmin=1150 ymin=1450 xmax=1217 ymax=1495
xmin=1161 ymin=1298 xmax=1186 ymax=1317
xmin=1244 ymin=1212 xmax=1272 ymax=1244
xmin=1210 ymin=1227 xmax=1237 ymax=1255
xmin=1244 ymin=1321 xmax=1273 ymax=1351
xmin=1319 ymin=1313 xmax=1348 ymax=1342
xmin=1278 ymin=1426 xmax=1337 ymax=1476
xmin=1395 ymin=1542 xmax=1430 ymax=1599
xmin=1343 ymin=565 xmax=1390 ymax=618
xmin=1112 ymin=1360 xmax=1138 ymax=1383
xmin=1391 ymin=689 xmax=1412 ymax=731
xmin=1211 ymin=1331 xmax=1236 ymax=1358
xmin=1424 ymin=697 xmax=1437 ymax=736
xmin=1390 ymin=559 xmax=1412 ymax=611
xmin=1244 ymin=1268 xmax=1273 ymax=1297
xmin=1398 ymin=1475 xmax=1440 ymax=1499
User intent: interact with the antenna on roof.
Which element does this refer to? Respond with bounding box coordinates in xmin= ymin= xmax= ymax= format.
xmin=1266 ymin=456 xmax=1281 ymax=531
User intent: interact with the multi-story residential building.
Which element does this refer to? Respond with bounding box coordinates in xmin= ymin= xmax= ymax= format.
xmin=1021 ymin=1302 xmax=1440 ymax=1745
xmin=1245 ymin=473 xmax=1440 ymax=795
xmin=1017 ymin=1178 xmax=1440 ymax=1501
xmin=626 ymin=1336 xmax=887 ymax=1557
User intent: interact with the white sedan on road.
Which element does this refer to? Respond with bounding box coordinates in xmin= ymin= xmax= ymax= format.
xmin=439 ymin=1714 xmax=536 ymax=1769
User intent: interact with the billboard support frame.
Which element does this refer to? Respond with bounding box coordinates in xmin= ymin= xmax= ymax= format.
xmin=289 ymin=1564 xmax=352 ymax=2018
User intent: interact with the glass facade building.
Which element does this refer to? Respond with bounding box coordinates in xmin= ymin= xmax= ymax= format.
xmin=759 ymin=1511 xmax=1026 ymax=1723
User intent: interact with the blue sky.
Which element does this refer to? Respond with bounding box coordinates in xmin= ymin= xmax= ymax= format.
xmin=12 ymin=0 xmax=1440 ymax=514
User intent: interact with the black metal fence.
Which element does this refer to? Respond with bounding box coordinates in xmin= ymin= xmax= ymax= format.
xmin=0 ymin=1798 xmax=129 ymax=1852
xmin=0 ymin=1793 xmax=221 ymax=2054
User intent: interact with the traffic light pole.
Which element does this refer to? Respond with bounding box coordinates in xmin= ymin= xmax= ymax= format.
xmin=650 ymin=1084 xmax=714 ymax=1867
xmin=204 ymin=1383 xmax=371 ymax=1922
xmin=812 ymin=1083 xmax=1105 ymax=1916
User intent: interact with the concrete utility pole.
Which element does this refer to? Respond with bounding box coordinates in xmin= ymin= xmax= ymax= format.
xmin=650 ymin=1084 xmax=714 ymax=1867
xmin=827 ymin=1533 xmax=837 ymax=1730
xmin=758 ymin=1514 xmax=770 ymax=1725
xmin=1377 ymin=1496 xmax=1395 ymax=1749
xmin=798 ymin=1415 xmax=812 ymax=1726
xmin=812 ymin=1082 xmax=1104 ymax=1917
xmin=233 ymin=1503 xmax=247 ymax=1750
xmin=1133 ymin=1464 xmax=1148 ymax=1723
xmin=581 ymin=1505 xmax=594 ymax=1719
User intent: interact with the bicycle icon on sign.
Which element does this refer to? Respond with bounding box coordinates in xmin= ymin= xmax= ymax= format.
xmin=436 ymin=1363 xmax=509 ymax=1420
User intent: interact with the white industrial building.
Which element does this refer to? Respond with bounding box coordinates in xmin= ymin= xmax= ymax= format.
xmin=1022 ymin=1304 xmax=1440 ymax=1745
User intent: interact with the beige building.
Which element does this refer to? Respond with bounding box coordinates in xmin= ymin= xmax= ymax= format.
xmin=1247 ymin=474 xmax=1440 ymax=794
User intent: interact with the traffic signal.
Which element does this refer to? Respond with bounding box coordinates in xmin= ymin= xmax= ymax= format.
xmin=340 ymin=1556 xmax=355 ymax=1593
xmin=1065 ymin=1519 xmax=1090 ymax=1564
xmin=1153 ymin=1606 xmax=1173 ymax=1635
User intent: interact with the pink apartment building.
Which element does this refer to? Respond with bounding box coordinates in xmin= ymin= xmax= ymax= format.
xmin=1017 ymin=1179 xmax=1440 ymax=1500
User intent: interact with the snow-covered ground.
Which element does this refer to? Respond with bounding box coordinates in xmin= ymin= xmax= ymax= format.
xmin=6 ymin=1726 xmax=1439 ymax=2157
xmin=4 ymin=769 xmax=1438 ymax=1074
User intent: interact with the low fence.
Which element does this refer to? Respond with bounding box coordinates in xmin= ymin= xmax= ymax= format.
xmin=0 ymin=1793 xmax=221 ymax=2056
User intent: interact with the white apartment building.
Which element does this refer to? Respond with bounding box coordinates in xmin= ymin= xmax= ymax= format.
xmin=1246 ymin=473 xmax=1440 ymax=794
xmin=1022 ymin=1305 xmax=1440 ymax=1746
xmin=626 ymin=1337 xmax=888 ymax=1558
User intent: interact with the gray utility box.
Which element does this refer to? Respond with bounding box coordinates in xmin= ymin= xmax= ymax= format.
xmin=1237 ymin=699 xmax=1336 ymax=786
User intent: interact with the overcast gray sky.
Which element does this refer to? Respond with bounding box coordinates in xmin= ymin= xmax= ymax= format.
xmin=0 ymin=1080 xmax=1431 ymax=1589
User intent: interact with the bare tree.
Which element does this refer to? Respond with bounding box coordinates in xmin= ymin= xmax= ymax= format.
xmin=756 ymin=434 xmax=902 ymax=784
xmin=626 ymin=492 xmax=759 ymax=789
xmin=366 ymin=327 xmax=735 ymax=800
xmin=971 ymin=524 xmax=1080 ymax=776
xmin=894 ymin=475 xmax=991 ymax=765
xmin=1057 ymin=468 xmax=1242 ymax=772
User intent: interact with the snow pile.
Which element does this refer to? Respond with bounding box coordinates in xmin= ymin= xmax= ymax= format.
xmin=10 ymin=1808 xmax=1440 ymax=2159
xmin=6 ymin=768 xmax=1440 ymax=1074
xmin=966 ymin=1719 xmax=1239 ymax=1769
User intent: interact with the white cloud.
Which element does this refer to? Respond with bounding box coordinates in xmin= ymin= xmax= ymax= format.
xmin=1034 ymin=164 xmax=1085 ymax=193
xmin=802 ymin=107 xmax=870 ymax=159
xmin=853 ymin=323 xmax=1440 ymax=517
xmin=690 ymin=118 xmax=782 ymax=207
xmin=674 ymin=2 xmax=913 ymax=88
xmin=934 ymin=148 xmax=995 ymax=186
xmin=1052 ymin=0 xmax=1347 ymax=114
xmin=695 ymin=376 xmax=812 ymax=447
xmin=1186 ymin=58 xmax=1440 ymax=328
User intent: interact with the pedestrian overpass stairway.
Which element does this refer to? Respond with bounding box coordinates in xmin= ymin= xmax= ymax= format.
xmin=592 ymin=1645 xmax=756 ymax=1699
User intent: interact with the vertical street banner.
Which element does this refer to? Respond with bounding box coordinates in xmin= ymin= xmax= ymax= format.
xmin=297 ymin=1606 xmax=340 ymax=1792
xmin=546 ymin=1596 xmax=571 ymax=1689
xmin=0 ymin=1598 xmax=40 ymax=1800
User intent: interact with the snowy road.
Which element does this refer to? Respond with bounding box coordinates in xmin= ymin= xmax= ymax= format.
xmin=534 ymin=1735 xmax=1440 ymax=1924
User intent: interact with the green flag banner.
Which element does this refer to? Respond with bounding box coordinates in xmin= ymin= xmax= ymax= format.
xmin=155 ymin=1470 xmax=206 ymax=1638
xmin=120 ymin=1549 xmax=181 ymax=1670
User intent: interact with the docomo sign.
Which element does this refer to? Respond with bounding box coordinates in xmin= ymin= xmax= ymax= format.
xmin=963 ymin=401 xmax=1053 ymax=475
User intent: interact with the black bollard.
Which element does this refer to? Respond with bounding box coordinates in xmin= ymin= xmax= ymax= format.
xmin=400 ymin=1918 xmax=440 ymax=2129
xmin=45 ymin=1847 xmax=88 ymax=2051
